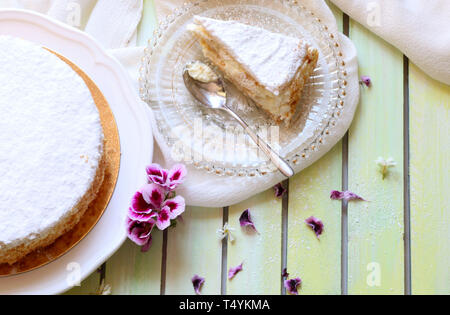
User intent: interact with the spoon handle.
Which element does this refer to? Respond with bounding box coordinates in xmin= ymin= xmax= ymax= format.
xmin=224 ymin=107 xmax=294 ymax=178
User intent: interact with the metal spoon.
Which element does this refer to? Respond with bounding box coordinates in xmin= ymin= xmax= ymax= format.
xmin=183 ymin=61 xmax=294 ymax=177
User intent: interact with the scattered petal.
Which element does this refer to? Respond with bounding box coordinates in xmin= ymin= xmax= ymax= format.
xmin=284 ymin=278 xmax=302 ymax=295
xmin=274 ymin=183 xmax=287 ymax=198
xmin=282 ymin=268 xmax=289 ymax=279
xmin=155 ymin=207 xmax=171 ymax=231
xmin=305 ymin=216 xmax=324 ymax=239
xmin=146 ymin=163 xmax=168 ymax=186
xmin=191 ymin=275 xmax=205 ymax=295
xmin=167 ymin=164 xmax=187 ymax=190
xmin=330 ymin=190 xmax=366 ymax=202
xmin=239 ymin=209 xmax=258 ymax=233
xmin=217 ymin=223 xmax=235 ymax=243
xmin=360 ymin=75 xmax=372 ymax=87
xmin=375 ymin=157 xmax=397 ymax=180
xmin=162 ymin=195 xmax=186 ymax=220
xmin=126 ymin=218 xmax=155 ymax=251
xmin=228 ymin=263 xmax=244 ymax=280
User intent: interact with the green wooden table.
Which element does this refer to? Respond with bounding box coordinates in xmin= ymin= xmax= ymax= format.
xmin=67 ymin=0 xmax=449 ymax=295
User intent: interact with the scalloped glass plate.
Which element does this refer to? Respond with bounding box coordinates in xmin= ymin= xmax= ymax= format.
xmin=140 ymin=0 xmax=347 ymax=177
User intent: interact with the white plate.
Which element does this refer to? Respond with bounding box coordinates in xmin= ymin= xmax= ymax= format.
xmin=0 ymin=9 xmax=153 ymax=294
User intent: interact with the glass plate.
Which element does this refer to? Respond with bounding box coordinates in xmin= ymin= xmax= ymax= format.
xmin=140 ymin=0 xmax=347 ymax=177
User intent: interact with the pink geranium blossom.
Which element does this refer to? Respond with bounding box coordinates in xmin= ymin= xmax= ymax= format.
xmin=284 ymin=278 xmax=302 ymax=295
xmin=126 ymin=218 xmax=155 ymax=252
xmin=127 ymin=164 xmax=187 ymax=251
xmin=146 ymin=163 xmax=187 ymax=191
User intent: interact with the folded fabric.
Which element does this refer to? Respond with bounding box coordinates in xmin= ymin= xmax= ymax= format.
xmin=330 ymin=0 xmax=450 ymax=85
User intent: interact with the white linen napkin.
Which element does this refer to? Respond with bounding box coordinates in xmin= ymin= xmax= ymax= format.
xmin=331 ymin=0 xmax=450 ymax=86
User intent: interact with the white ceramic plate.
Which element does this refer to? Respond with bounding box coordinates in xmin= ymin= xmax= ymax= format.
xmin=0 ymin=9 xmax=153 ymax=294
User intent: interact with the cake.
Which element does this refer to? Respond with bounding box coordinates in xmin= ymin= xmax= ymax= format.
xmin=0 ymin=36 xmax=105 ymax=265
xmin=188 ymin=16 xmax=319 ymax=123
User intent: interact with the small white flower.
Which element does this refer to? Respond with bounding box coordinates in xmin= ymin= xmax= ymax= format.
xmin=217 ymin=222 xmax=235 ymax=243
xmin=96 ymin=280 xmax=111 ymax=295
xmin=375 ymin=157 xmax=397 ymax=179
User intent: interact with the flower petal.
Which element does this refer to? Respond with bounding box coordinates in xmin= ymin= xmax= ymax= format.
xmin=330 ymin=190 xmax=366 ymax=202
xmin=126 ymin=218 xmax=155 ymax=250
xmin=360 ymin=75 xmax=371 ymax=87
xmin=156 ymin=208 xmax=171 ymax=230
xmin=274 ymin=183 xmax=287 ymax=198
xmin=128 ymin=207 xmax=158 ymax=222
xmin=141 ymin=183 xmax=166 ymax=208
xmin=228 ymin=263 xmax=244 ymax=280
xmin=284 ymin=278 xmax=302 ymax=295
xmin=282 ymin=268 xmax=289 ymax=279
xmin=163 ymin=195 xmax=186 ymax=220
xmin=191 ymin=275 xmax=205 ymax=295
xmin=305 ymin=216 xmax=324 ymax=239
xmin=146 ymin=163 xmax=168 ymax=186
xmin=131 ymin=191 xmax=153 ymax=213
xmin=239 ymin=209 xmax=258 ymax=233
xmin=167 ymin=164 xmax=187 ymax=190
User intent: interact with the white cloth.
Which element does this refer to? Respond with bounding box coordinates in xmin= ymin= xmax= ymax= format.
xmin=331 ymin=0 xmax=450 ymax=86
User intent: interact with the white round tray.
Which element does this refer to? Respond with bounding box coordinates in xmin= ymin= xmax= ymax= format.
xmin=0 ymin=9 xmax=153 ymax=294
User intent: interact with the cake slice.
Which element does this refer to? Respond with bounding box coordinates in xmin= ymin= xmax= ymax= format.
xmin=188 ymin=16 xmax=319 ymax=123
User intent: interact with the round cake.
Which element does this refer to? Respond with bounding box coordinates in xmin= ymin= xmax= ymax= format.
xmin=0 ymin=36 xmax=105 ymax=265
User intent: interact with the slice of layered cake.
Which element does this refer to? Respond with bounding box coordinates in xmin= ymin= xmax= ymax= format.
xmin=188 ymin=16 xmax=319 ymax=124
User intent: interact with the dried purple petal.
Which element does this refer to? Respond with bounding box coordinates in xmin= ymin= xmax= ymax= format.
xmin=274 ymin=183 xmax=287 ymax=198
xmin=360 ymin=75 xmax=372 ymax=87
xmin=305 ymin=216 xmax=324 ymax=239
xmin=191 ymin=275 xmax=205 ymax=295
xmin=239 ymin=209 xmax=258 ymax=233
xmin=282 ymin=268 xmax=289 ymax=279
xmin=284 ymin=278 xmax=302 ymax=295
xmin=330 ymin=190 xmax=366 ymax=202
xmin=228 ymin=263 xmax=244 ymax=280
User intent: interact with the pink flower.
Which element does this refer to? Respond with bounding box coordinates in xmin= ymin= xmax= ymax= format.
xmin=360 ymin=75 xmax=371 ymax=87
xmin=146 ymin=163 xmax=187 ymax=191
xmin=141 ymin=183 xmax=165 ymax=207
xmin=146 ymin=163 xmax=168 ymax=187
xmin=274 ymin=183 xmax=287 ymax=198
xmin=305 ymin=216 xmax=324 ymax=239
xmin=167 ymin=164 xmax=187 ymax=190
xmin=239 ymin=209 xmax=258 ymax=233
xmin=156 ymin=207 xmax=171 ymax=230
xmin=284 ymin=278 xmax=302 ymax=295
xmin=191 ymin=275 xmax=205 ymax=295
xmin=228 ymin=263 xmax=243 ymax=280
xmin=162 ymin=195 xmax=186 ymax=220
xmin=126 ymin=218 xmax=155 ymax=252
xmin=330 ymin=190 xmax=366 ymax=202
xmin=282 ymin=268 xmax=289 ymax=279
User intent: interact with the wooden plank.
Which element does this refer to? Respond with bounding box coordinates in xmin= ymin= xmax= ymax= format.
xmin=409 ymin=64 xmax=450 ymax=295
xmin=285 ymin=1 xmax=343 ymax=295
xmin=165 ymin=207 xmax=223 ymax=295
xmin=227 ymin=191 xmax=282 ymax=295
xmin=347 ymin=21 xmax=405 ymax=294
xmin=287 ymin=144 xmax=343 ymax=294
xmin=105 ymin=235 xmax=163 ymax=294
